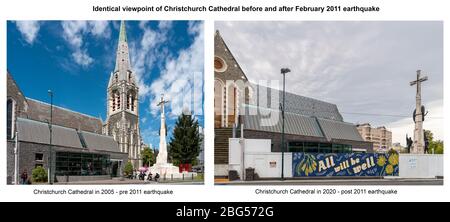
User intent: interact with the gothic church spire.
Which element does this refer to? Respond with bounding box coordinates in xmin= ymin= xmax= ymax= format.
xmin=113 ymin=20 xmax=133 ymax=83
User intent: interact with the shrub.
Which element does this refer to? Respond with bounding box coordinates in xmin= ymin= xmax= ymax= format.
xmin=32 ymin=166 xmax=48 ymax=183
xmin=124 ymin=161 xmax=134 ymax=177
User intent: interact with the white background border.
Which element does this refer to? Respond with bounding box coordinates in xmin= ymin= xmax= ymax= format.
xmin=0 ymin=0 xmax=448 ymax=202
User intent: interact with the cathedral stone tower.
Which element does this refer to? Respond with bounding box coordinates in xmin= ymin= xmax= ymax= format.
xmin=104 ymin=21 xmax=141 ymax=167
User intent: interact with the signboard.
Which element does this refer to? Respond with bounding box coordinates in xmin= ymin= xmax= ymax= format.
xmin=408 ymin=158 xmax=417 ymax=169
xmin=292 ymin=152 xmax=399 ymax=177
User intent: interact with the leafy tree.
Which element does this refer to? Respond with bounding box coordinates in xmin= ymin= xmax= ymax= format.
xmin=431 ymin=140 xmax=444 ymax=154
xmin=124 ymin=161 xmax=134 ymax=177
xmin=168 ymin=113 xmax=202 ymax=165
xmin=425 ymin=129 xmax=444 ymax=154
xmin=32 ymin=166 xmax=48 ymax=183
xmin=424 ymin=130 xmax=434 ymax=142
xmin=141 ymin=147 xmax=155 ymax=167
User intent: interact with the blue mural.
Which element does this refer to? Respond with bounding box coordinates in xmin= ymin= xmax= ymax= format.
xmin=292 ymin=152 xmax=399 ymax=177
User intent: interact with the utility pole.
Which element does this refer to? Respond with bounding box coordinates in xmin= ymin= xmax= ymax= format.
xmin=48 ymin=90 xmax=54 ymax=184
xmin=280 ymin=68 xmax=290 ymax=180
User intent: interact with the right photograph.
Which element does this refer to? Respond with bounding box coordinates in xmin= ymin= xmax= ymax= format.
xmin=214 ymin=21 xmax=443 ymax=185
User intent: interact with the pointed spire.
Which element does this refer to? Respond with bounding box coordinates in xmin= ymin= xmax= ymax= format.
xmin=113 ymin=20 xmax=134 ymax=83
xmin=119 ymin=20 xmax=127 ymax=43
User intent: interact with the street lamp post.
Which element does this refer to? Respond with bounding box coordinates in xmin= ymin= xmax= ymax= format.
xmin=280 ymin=68 xmax=290 ymax=180
xmin=48 ymin=90 xmax=53 ymax=184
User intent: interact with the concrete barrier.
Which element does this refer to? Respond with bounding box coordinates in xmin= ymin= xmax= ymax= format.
xmin=229 ymin=138 xmax=292 ymax=178
xmin=228 ymin=138 xmax=444 ymax=179
xmin=398 ymin=154 xmax=443 ymax=178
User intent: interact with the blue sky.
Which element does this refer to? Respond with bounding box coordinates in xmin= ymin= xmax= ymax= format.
xmin=8 ymin=20 xmax=204 ymax=149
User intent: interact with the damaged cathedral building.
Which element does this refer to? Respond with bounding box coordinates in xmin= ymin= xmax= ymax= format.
xmin=6 ymin=21 xmax=143 ymax=184
xmin=214 ymin=30 xmax=373 ymax=177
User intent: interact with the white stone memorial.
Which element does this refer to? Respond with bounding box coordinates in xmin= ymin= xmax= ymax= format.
xmin=148 ymin=94 xmax=196 ymax=179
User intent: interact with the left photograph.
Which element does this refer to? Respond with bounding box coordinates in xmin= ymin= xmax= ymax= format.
xmin=6 ymin=20 xmax=204 ymax=185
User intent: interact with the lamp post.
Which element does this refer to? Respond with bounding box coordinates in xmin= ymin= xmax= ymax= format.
xmin=48 ymin=90 xmax=53 ymax=184
xmin=280 ymin=68 xmax=290 ymax=180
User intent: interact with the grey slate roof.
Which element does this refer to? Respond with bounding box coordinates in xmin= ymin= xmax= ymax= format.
xmin=81 ymin=131 xmax=120 ymax=153
xmin=317 ymin=118 xmax=364 ymax=142
xmin=16 ymin=117 xmax=121 ymax=153
xmin=251 ymin=85 xmax=343 ymax=121
xmin=16 ymin=117 xmax=83 ymax=148
xmin=26 ymin=98 xmax=103 ymax=133
xmin=242 ymin=105 xmax=364 ymax=142
xmin=243 ymin=106 xmax=324 ymax=138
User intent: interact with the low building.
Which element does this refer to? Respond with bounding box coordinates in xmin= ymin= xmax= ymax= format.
xmin=7 ymin=72 xmax=128 ymax=184
xmin=241 ymin=86 xmax=372 ymax=153
xmin=14 ymin=118 xmax=127 ymax=183
xmin=356 ymin=123 xmax=392 ymax=152
xmin=392 ymin=142 xmax=407 ymax=153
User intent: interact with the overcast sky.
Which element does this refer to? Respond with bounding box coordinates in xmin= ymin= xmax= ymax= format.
xmin=216 ymin=21 xmax=443 ymax=146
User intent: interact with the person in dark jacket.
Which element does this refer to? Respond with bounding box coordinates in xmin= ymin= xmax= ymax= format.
xmin=20 ymin=170 xmax=28 ymax=185
xmin=154 ymin=173 xmax=160 ymax=182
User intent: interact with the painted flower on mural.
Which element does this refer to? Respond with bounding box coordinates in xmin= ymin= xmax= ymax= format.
xmin=385 ymin=164 xmax=394 ymax=175
xmin=388 ymin=153 xmax=399 ymax=166
xmin=377 ymin=155 xmax=387 ymax=167
xmin=297 ymin=154 xmax=317 ymax=176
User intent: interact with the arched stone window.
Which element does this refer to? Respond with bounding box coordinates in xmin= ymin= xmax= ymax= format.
xmin=126 ymin=92 xmax=130 ymax=110
xmin=214 ymin=79 xmax=225 ymax=127
xmin=131 ymin=95 xmax=135 ymax=112
xmin=117 ymin=92 xmax=121 ymax=109
xmin=126 ymin=90 xmax=136 ymax=112
xmin=111 ymin=91 xmax=116 ymax=112
xmin=226 ymin=84 xmax=237 ymax=127
xmin=7 ymin=99 xmax=14 ymax=139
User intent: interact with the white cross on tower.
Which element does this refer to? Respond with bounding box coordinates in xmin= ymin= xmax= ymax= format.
xmin=409 ymin=70 xmax=428 ymax=154
xmin=157 ymin=94 xmax=170 ymax=116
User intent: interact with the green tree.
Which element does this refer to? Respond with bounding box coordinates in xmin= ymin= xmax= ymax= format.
xmin=123 ymin=161 xmax=134 ymax=177
xmin=431 ymin=140 xmax=444 ymax=154
xmin=425 ymin=129 xmax=444 ymax=154
xmin=32 ymin=166 xmax=48 ymax=183
xmin=141 ymin=147 xmax=155 ymax=167
xmin=424 ymin=130 xmax=434 ymax=142
xmin=168 ymin=113 xmax=202 ymax=165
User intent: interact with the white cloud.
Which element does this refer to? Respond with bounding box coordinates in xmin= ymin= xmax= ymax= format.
xmin=15 ymin=21 xmax=40 ymax=44
xmin=61 ymin=21 xmax=110 ymax=68
xmin=72 ymin=50 xmax=94 ymax=68
xmin=187 ymin=21 xmax=200 ymax=35
xmin=158 ymin=21 xmax=173 ymax=30
xmin=129 ymin=21 xmax=171 ymax=98
xmin=90 ymin=21 xmax=110 ymax=37
xmin=148 ymin=22 xmax=204 ymax=117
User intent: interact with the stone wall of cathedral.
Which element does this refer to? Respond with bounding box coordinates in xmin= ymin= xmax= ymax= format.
xmin=104 ymin=111 xmax=141 ymax=167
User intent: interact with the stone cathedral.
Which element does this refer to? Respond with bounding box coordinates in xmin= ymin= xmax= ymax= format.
xmin=103 ymin=21 xmax=142 ymax=167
